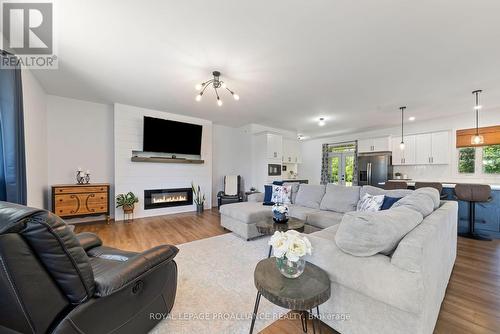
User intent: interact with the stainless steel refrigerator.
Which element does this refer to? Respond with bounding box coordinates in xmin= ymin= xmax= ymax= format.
xmin=357 ymin=152 xmax=393 ymax=187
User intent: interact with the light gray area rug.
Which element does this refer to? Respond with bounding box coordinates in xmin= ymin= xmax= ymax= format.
xmin=150 ymin=233 xmax=287 ymax=334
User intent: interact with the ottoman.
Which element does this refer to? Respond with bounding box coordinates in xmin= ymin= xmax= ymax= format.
xmin=219 ymin=201 xmax=272 ymax=240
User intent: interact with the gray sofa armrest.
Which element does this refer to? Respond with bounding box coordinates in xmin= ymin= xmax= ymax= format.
xmin=248 ymin=192 xmax=264 ymax=202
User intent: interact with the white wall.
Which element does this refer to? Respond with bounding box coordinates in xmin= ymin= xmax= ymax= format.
xmin=22 ymin=70 xmax=48 ymax=209
xmin=212 ymin=124 xmax=252 ymax=205
xmin=114 ymin=103 xmax=213 ymax=220
xmin=299 ymin=110 xmax=500 ymax=185
xmin=47 ymin=96 xmax=114 ymax=218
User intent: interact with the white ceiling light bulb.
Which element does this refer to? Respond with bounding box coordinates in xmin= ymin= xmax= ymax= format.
xmin=408 ymin=116 xmax=416 ymax=121
xmin=473 ymin=134 xmax=483 ymax=145
xmin=195 ymin=83 xmax=203 ymax=90
xmin=399 ymin=141 xmax=405 ymax=150
xmin=195 ymin=93 xmax=202 ymax=102
xmin=217 ymin=98 xmax=223 ymax=107
xmin=318 ymin=118 xmax=326 ymax=126
xmin=233 ymin=93 xmax=240 ymax=101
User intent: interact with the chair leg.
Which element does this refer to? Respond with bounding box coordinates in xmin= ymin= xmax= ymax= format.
xmin=459 ymin=201 xmax=491 ymax=241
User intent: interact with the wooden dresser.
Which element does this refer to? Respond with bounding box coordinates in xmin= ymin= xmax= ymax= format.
xmin=52 ymin=184 xmax=110 ymax=221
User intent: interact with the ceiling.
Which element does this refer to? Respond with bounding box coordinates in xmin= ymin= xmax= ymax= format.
xmin=33 ymin=0 xmax=500 ymax=138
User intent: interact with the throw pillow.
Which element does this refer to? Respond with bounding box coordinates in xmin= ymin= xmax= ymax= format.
xmin=271 ymin=185 xmax=292 ymax=204
xmin=263 ymin=185 xmax=273 ymax=203
xmin=380 ymin=196 xmax=401 ymax=210
xmin=356 ymin=193 xmax=384 ymax=212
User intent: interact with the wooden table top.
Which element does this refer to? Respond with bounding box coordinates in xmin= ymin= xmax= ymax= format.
xmin=256 ymin=217 xmax=305 ymax=235
xmin=254 ymin=258 xmax=331 ymax=311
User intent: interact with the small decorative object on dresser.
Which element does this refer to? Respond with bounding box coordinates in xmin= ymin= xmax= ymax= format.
xmin=76 ymin=167 xmax=91 ymax=184
xmin=52 ymin=183 xmax=110 ymax=221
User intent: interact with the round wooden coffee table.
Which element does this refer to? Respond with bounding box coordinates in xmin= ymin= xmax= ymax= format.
xmin=256 ymin=217 xmax=306 ymax=257
xmin=249 ymin=258 xmax=331 ymax=334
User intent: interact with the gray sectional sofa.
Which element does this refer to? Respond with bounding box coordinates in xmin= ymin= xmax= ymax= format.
xmin=220 ymin=184 xmax=414 ymax=240
xmin=220 ymin=183 xmax=458 ymax=334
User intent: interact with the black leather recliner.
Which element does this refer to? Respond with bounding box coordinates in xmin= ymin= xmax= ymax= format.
xmin=0 ymin=201 xmax=178 ymax=334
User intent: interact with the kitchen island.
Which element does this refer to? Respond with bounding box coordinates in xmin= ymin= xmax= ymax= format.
xmin=380 ymin=180 xmax=500 ymax=239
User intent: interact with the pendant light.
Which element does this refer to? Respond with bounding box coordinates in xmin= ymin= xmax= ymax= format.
xmin=399 ymin=106 xmax=406 ymax=150
xmin=471 ymin=90 xmax=484 ymax=145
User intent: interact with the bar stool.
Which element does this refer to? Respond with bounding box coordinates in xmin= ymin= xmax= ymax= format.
xmin=454 ymin=184 xmax=492 ymax=241
xmin=384 ymin=181 xmax=407 ymax=190
xmin=415 ymin=182 xmax=447 ymax=199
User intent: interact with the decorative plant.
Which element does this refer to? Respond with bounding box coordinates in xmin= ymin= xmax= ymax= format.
xmin=191 ymin=182 xmax=205 ymax=206
xmin=116 ymin=192 xmax=139 ymax=209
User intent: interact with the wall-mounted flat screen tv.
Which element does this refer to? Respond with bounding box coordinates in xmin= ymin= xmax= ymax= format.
xmin=143 ymin=116 xmax=203 ymax=155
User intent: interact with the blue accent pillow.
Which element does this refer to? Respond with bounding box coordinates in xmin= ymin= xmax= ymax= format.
xmin=272 ymin=181 xmax=284 ymax=186
xmin=264 ymin=185 xmax=273 ymax=202
xmin=381 ymin=196 xmax=402 ymax=210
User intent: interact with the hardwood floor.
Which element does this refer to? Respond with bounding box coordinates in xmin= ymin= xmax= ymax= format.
xmin=74 ymin=210 xmax=500 ymax=334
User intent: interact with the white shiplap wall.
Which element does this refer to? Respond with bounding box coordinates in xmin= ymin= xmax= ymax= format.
xmin=114 ymin=103 xmax=213 ymax=221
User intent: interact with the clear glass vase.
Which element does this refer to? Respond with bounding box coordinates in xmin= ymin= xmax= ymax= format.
xmin=275 ymin=257 xmax=306 ymax=278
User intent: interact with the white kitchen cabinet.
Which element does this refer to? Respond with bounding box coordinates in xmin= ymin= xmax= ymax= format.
xmin=415 ymin=131 xmax=450 ymax=165
xmin=358 ymin=136 xmax=391 ymax=153
xmin=431 ymin=131 xmax=450 ymax=164
xmin=415 ymin=133 xmax=432 ymax=164
xmin=392 ymin=135 xmax=416 ymax=165
xmin=357 ymin=139 xmax=373 ymax=153
xmin=282 ymin=138 xmax=302 ymax=164
xmin=266 ymin=134 xmax=282 ymax=161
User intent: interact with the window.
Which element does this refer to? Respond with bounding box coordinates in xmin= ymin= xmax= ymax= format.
xmin=483 ymin=144 xmax=500 ymax=174
xmin=458 ymin=147 xmax=475 ymax=174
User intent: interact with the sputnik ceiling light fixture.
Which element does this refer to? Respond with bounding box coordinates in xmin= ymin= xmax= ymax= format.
xmin=195 ymin=71 xmax=239 ymax=107
xmin=471 ymin=90 xmax=484 ymax=145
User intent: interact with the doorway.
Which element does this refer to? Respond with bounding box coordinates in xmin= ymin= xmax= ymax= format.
xmin=328 ymin=145 xmax=355 ymax=186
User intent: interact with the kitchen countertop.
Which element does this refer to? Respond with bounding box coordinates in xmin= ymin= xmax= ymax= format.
xmin=381 ymin=180 xmax=500 ymax=191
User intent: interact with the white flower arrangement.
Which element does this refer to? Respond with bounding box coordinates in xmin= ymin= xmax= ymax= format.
xmin=268 ymin=230 xmax=312 ymax=262
xmin=272 ymin=203 xmax=289 ymax=214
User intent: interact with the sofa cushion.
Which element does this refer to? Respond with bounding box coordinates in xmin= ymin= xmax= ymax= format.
xmin=414 ymin=187 xmax=440 ymax=209
xmin=294 ymin=184 xmax=326 ymax=209
xmin=283 ymin=182 xmax=300 ymax=204
xmin=361 ymin=185 xmax=413 ymax=199
xmin=219 ymin=202 xmax=271 ymax=224
xmin=392 ymin=191 xmax=435 ymax=217
xmin=271 ymin=185 xmax=292 ymax=204
xmin=380 ymin=196 xmax=401 ymax=210
xmin=263 ymin=185 xmax=273 ymax=203
xmin=288 ymin=205 xmax=321 ymax=220
xmin=305 ymin=225 xmax=424 ymax=314
xmin=356 ymin=193 xmax=385 ymax=212
xmin=320 ymin=184 xmax=360 ymax=213
xmin=306 ymin=211 xmax=344 ymax=229
xmin=335 ymin=206 xmax=424 ymax=256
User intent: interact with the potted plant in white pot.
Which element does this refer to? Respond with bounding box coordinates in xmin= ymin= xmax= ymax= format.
xmin=191 ymin=182 xmax=205 ymax=214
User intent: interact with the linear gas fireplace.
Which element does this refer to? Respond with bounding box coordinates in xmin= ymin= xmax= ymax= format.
xmin=144 ymin=188 xmax=193 ymax=210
